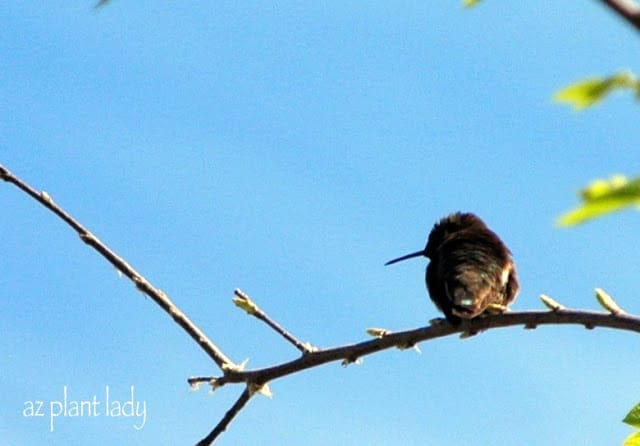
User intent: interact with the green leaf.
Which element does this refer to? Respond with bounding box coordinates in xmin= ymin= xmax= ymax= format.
xmin=557 ymin=198 xmax=634 ymax=226
xmin=554 ymin=71 xmax=638 ymax=110
xmin=463 ymin=0 xmax=482 ymax=7
xmin=624 ymin=403 xmax=640 ymax=428
xmin=557 ymin=175 xmax=640 ymax=226
xmin=623 ymin=432 xmax=640 ymax=446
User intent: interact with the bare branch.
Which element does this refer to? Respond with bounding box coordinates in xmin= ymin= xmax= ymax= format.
xmin=195 ymin=387 xmax=253 ymax=446
xmin=221 ymin=309 xmax=640 ymax=385
xmin=233 ymin=289 xmax=316 ymax=354
xmin=7 ymin=163 xmax=640 ymax=444
xmin=185 ymin=307 xmax=640 ymax=443
xmin=0 ymin=163 xmax=236 ymax=371
xmin=598 ymin=0 xmax=640 ymax=30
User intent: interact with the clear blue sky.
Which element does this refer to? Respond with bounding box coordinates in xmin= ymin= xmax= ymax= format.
xmin=2 ymin=2 xmax=640 ymax=445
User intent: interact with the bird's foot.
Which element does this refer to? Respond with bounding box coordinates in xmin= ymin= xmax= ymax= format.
xmin=460 ymin=328 xmax=481 ymax=339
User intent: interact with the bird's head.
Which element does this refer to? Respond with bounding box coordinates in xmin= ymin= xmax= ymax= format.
xmin=424 ymin=212 xmax=487 ymax=258
xmin=385 ymin=212 xmax=487 ymax=265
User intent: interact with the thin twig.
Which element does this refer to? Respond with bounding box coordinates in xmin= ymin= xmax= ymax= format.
xmin=598 ymin=0 xmax=640 ymax=30
xmin=188 ymin=376 xmax=219 ymax=388
xmin=233 ymin=288 xmax=315 ymax=354
xmin=0 ymin=164 xmax=236 ymax=371
xmin=195 ymin=387 xmax=253 ymax=446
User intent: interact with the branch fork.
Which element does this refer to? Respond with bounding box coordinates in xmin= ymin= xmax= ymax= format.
xmin=4 ymin=162 xmax=640 ymax=445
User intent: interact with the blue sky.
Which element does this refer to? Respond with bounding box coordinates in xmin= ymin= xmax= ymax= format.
xmin=2 ymin=1 xmax=640 ymax=445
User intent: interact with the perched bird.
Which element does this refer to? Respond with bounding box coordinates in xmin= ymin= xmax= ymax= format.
xmin=386 ymin=212 xmax=519 ymax=325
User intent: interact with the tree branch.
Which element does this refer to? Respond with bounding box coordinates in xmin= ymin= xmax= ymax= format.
xmin=193 ymin=304 xmax=640 ymax=444
xmin=0 ymin=163 xmax=237 ymax=371
xmin=195 ymin=387 xmax=253 ymax=446
xmin=233 ymin=288 xmax=317 ymax=354
xmin=598 ymin=0 xmax=640 ymax=30
xmin=218 ymin=308 xmax=640 ymax=385
xmin=6 ymin=162 xmax=640 ymax=445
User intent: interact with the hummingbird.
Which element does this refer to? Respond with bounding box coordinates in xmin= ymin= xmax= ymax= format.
xmin=386 ymin=212 xmax=519 ymax=325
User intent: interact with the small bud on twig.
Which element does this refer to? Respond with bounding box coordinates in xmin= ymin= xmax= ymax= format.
xmin=233 ymin=289 xmax=259 ymax=314
xmin=540 ymin=294 xmax=566 ymax=312
xmin=396 ymin=342 xmax=422 ymax=354
xmin=249 ymin=383 xmax=273 ymax=398
xmin=223 ymin=358 xmax=249 ymax=373
xmin=208 ymin=378 xmax=223 ymax=393
xmin=366 ymin=327 xmax=391 ymax=338
xmin=595 ymin=287 xmax=626 ymax=315
xmin=341 ymin=357 xmax=363 ymax=367
xmin=40 ymin=190 xmax=53 ymax=204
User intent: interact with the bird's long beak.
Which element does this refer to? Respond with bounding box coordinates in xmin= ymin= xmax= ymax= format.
xmin=384 ymin=250 xmax=424 ymax=266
